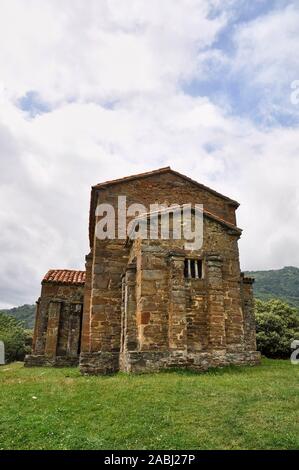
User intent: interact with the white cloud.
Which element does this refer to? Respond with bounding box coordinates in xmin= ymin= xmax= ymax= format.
xmin=233 ymin=4 xmax=299 ymax=84
xmin=231 ymin=3 xmax=299 ymax=119
xmin=0 ymin=0 xmax=299 ymax=306
xmin=0 ymin=0 xmax=226 ymax=105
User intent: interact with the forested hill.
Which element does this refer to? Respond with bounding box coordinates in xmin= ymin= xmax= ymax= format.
xmin=245 ymin=266 xmax=299 ymax=308
xmin=1 ymin=266 xmax=299 ymax=328
xmin=0 ymin=304 xmax=35 ymax=329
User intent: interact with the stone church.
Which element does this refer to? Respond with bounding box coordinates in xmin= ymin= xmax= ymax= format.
xmin=25 ymin=167 xmax=260 ymax=373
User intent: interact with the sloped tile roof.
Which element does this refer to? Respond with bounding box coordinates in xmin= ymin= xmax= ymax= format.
xmin=42 ymin=269 xmax=85 ymax=285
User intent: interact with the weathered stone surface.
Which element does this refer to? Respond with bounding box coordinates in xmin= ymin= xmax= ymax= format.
xmin=82 ymin=170 xmax=259 ymax=373
xmin=24 ymin=355 xmax=79 ymax=367
xmin=24 ymin=276 xmax=84 ymax=367
xmin=28 ymin=168 xmax=260 ymax=374
xmin=120 ymin=350 xmax=260 ymax=373
xmin=80 ymin=352 xmax=119 ymax=374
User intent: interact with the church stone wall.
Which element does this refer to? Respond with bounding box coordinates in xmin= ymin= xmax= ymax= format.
xmin=25 ymin=282 xmax=84 ymax=367
xmin=26 ymin=169 xmax=260 ymax=374
xmin=80 ymin=172 xmax=243 ymax=374
xmin=80 ymin=187 xmax=260 ymax=374
xmin=117 ymin=217 xmax=260 ymax=373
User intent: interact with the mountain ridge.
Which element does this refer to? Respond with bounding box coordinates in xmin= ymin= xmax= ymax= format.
xmin=0 ymin=304 xmax=36 ymax=329
xmin=245 ymin=266 xmax=299 ymax=308
xmin=1 ymin=266 xmax=299 ymax=328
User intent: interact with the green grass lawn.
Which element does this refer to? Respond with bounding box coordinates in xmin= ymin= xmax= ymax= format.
xmin=0 ymin=359 xmax=298 ymax=450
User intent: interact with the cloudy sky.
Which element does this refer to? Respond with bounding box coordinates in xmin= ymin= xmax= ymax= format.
xmin=1 ymin=0 xmax=299 ymax=308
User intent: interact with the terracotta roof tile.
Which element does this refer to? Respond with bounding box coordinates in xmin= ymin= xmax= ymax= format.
xmin=42 ymin=269 xmax=85 ymax=286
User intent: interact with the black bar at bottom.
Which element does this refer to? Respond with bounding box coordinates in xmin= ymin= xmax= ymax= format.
xmin=0 ymin=450 xmax=297 ymax=466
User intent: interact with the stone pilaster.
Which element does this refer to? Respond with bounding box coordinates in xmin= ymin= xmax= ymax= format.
xmin=31 ymin=298 xmax=41 ymax=353
xmin=67 ymin=304 xmax=83 ymax=357
xmin=168 ymin=253 xmax=187 ymax=352
xmin=120 ymin=264 xmax=137 ymax=371
xmin=44 ymin=301 xmax=61 ymax=357
xmin=121 ymin=263 xmax=137 ymax=352
xmin=80 ymin=252 xmax=93 ymax=353
xmin=241 ymin=275 xmax=257 ymax=351
xmin=34 ymin=293 xmax=49 ymax=355
xmin=206 ymin=255 xmax=226 ymax=350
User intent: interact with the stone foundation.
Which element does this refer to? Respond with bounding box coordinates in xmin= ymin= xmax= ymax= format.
xmin=122 ymin=350 xmax=261 ymax=373
xmin=79 ymin=352 xmax=120 ymax=374
xmin=24 ymin=354 xmax=79 ymax=367
xmin=79 ymin=350 xmax=261 ymax=374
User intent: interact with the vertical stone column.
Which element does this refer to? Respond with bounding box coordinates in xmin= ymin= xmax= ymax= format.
xmin=80 ymin=252 xmax=93 ymax=353
xmin=241 ymin=276 xmax=257 ymax=351
xmin=45 ymin=301 xmax=61 ymax=357
xmin=168 ymin=253 xmax=187 ymax=352
xmin=67 ymin=304 xmax=83 ymax=357
xmin=136 ymin=248 xmax=169 ymax=352
xmin=206 ymin=255 xmax=226 ymax=350
xmin=123 ymin=264 xmax=138 ymax=352
xmin=34 ymin=297 xmax=49 ymax=355
xmin=80 ymin=237 xmax=128 ymax=373
xmin=32 ymin=298 xmax=41 ymax=353
xmin=120 ymin=264 xmax=137 ymax=371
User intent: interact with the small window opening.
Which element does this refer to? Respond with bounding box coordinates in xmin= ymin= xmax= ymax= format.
xmin=184 ymin=259 xmax=203 ymax=279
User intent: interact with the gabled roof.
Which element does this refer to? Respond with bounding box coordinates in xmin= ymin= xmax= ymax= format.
xmin=42 ymin=269 xmax=85 ymax=286
xmin=93 ymin=166 xmax=239 ymax=206
xmin=126 ymin=206 xmax=242 ymax=241
xmin=201 ymin=207 xmax=241 ymax=234
xmin=89 ymin=166 xmax=239 ymax=247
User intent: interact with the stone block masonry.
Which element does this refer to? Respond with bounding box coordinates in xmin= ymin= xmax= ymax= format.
xmin=27 ymin=167 xmax=261 ymax=373
xmin=25 ymin=270 xmax=85 ymax=367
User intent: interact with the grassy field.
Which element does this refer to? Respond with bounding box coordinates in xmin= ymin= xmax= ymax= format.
xmin=0 ymin=359 xmax=298 ymax=450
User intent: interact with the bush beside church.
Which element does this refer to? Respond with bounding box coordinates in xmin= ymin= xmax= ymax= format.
xmin=0 ymin=313 xmax=32 ymax=362
xmin=255 ymin=299 xmax=299 ymax=358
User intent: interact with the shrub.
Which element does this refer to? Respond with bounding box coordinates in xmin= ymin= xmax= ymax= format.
xmin=0 ymin=313 xmax=31 ymax=363
xmin=255 ymin=299 xmax=299 ymax=358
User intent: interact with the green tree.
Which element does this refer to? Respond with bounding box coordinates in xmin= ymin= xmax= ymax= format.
xmin=0 ymin=304 xmax=35 ymax=328
xmin=255 ymin=299 xmax=299 ymax=358
xmin=0 ymin=313 xmax=31 ymax=362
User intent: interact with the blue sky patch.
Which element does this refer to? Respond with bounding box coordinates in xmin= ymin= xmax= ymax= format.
xmin=17 ymin=91 xmax=51 ymax=117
